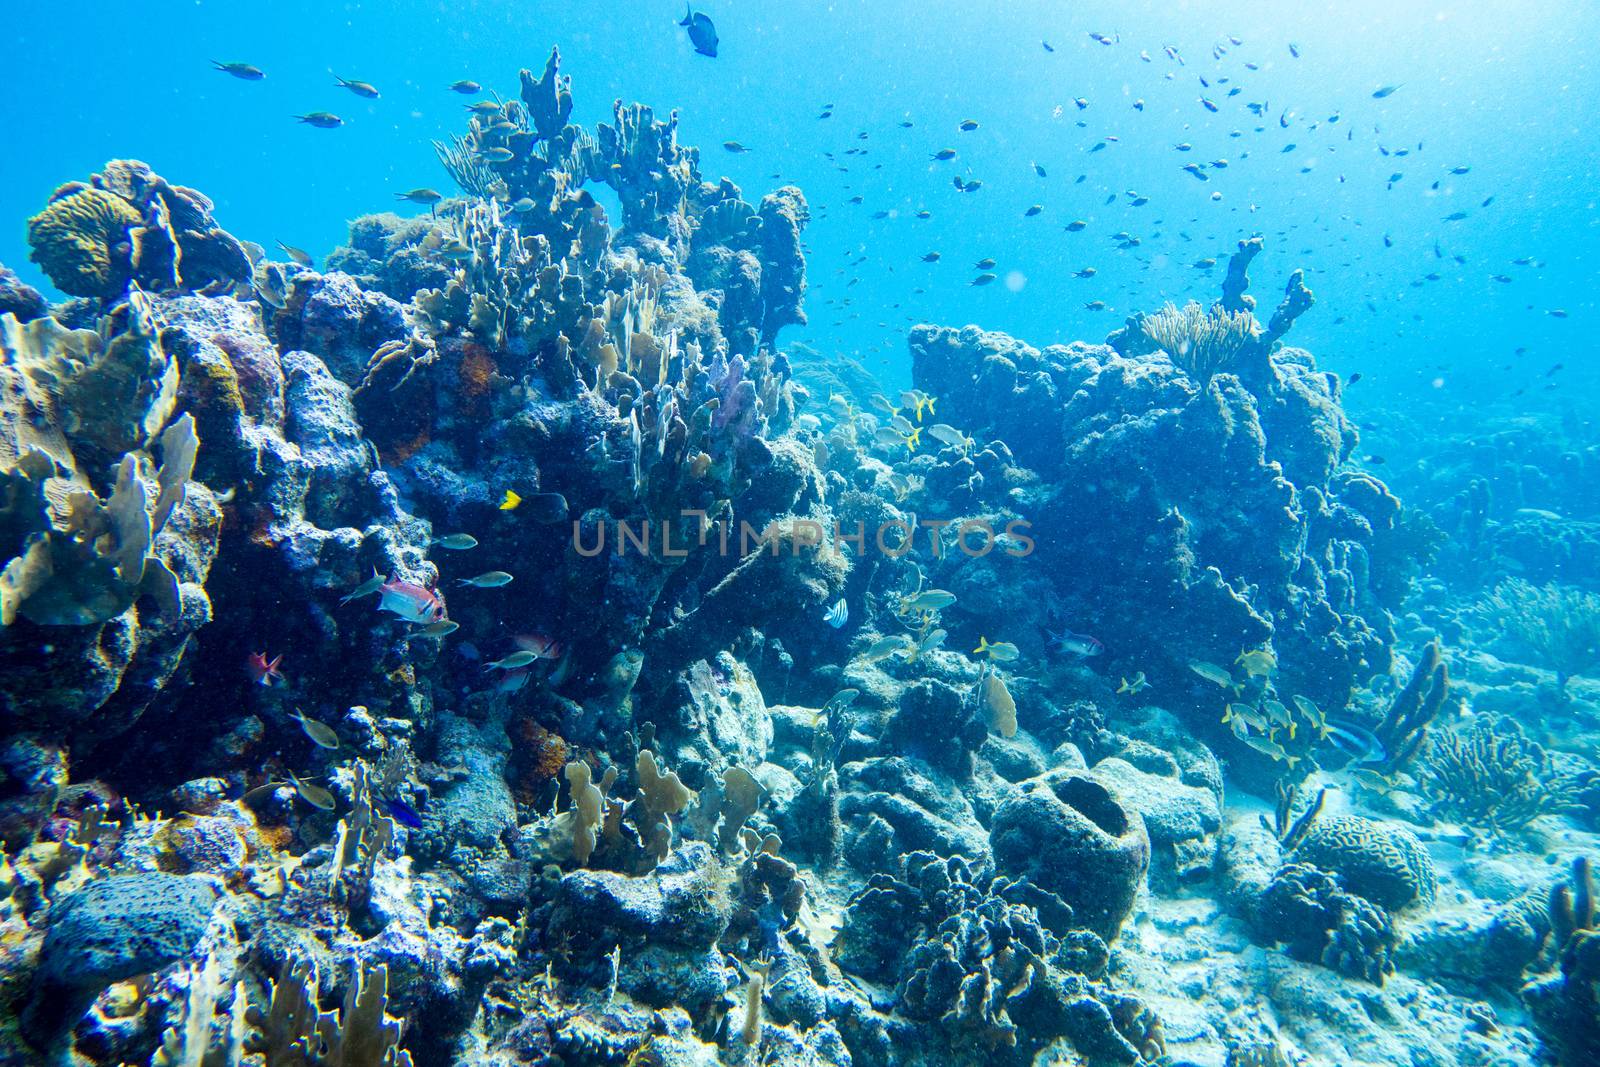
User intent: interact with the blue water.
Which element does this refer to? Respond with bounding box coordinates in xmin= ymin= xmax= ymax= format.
xmin=4 ymin=0 xmax=1596 ymax=406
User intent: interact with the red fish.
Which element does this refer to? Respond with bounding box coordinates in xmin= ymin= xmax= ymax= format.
xmin=513 ymin=633 xmax=563 ymax=660
xmin=377 ymin=576 xmax=446 ymax=624
xmin=248 ymin=652 xmax=285 ymax=687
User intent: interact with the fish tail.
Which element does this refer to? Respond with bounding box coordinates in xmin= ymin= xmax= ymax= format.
xmin=680 ymin=3 xmax=691 ymax=25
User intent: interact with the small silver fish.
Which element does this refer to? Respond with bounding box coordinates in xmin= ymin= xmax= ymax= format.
xmin=860 ymin=635 xmax=912 ymax=663
xmin=408 ymin=619 xmax=461 ymax=640
xmin=432 ymin=533 xmax=479 ymax=550
xmin=1188 ymin=660 xmax=1233 ymax=687
xmin=276 ymin=241 xmax=314 ymax=267
xmin=289 ymin=772 xmax=336 ymax=810
xmin=253 ymin=260 xmax=289 ymax=309
xmin=486 ymin=650 xmax=539 ymax=670
xmin=339 ymin=567 xmax=385 ymax=605
xmin=291 ymin=708 xmax=340 ymax=750
xmin=460 ymin=571 xmax=514 ymax=588
xmin=1049 ymin=629 xmax=1103 ymax=657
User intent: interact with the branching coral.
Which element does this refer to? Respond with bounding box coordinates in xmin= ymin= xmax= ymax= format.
xmin=1139 ymin=300 xmax=1261 ymax=383
xmin=563 ymin=760 xmax=618 ymax=867
xmin=1420 ymin=718 xmax=1577 ymax=834
xmin=328 ymin=762 xmax=397 ymax=909
xmin=1484 ymin=577 xmax=1600 ymax=690
xmin=154 ymin=953 xmax=248 ymax=1067
xmin=633 ymin=748 xmax=694 ymax=868
xmin=245 ymin=958 xmax=413 ymax=1066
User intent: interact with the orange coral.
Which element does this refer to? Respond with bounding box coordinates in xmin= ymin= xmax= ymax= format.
xmin=524 ymin=723 xmax=569 ymax=780
xmin=512 ymin=721 xmax=569 ymax=804
xmin=459 ymin=345 xmax=498 ymax=402
xmin=379 ymin=426 xmax=431 ymax=466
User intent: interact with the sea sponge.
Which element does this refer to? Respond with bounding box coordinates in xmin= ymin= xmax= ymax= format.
xmin=1294 ymin=814 xmax=1437 ymax=911
xmin=990 ymin=771 xmax=1151 ymax=940
xmin=26 ymin=188 xmax=141 ymax=298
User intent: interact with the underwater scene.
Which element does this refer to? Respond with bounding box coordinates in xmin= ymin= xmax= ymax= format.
xmin=2 ymin=1 xmax=1598 ymax=1064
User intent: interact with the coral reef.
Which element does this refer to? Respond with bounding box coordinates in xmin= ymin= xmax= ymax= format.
xmin=908 ymin=238 xmax=1400 ymax=732
xmin=2 ymin=32 xmax=1592 ymax=1067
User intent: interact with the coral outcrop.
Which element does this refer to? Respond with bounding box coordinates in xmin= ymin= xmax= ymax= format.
xmin=908 ymin=241 xmax=1402 ymax=729
xmin=28 ymin=161 xmax=251 ymax=299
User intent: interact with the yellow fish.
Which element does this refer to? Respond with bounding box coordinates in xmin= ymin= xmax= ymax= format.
xmin=903 ymin=427 xmax=921 ymax=453
xmin=499 ymin=489 xmax=522 ymax=511
xmin=973 ymin=636 xmax=1020 ymax=661
xmin=1236 ymin=648 xmax=1276 ymax=678
xmin=916 ymin=394 xmax=937 ymax=421
xmin=1116 ymin=672 xmax=1148 ymax=695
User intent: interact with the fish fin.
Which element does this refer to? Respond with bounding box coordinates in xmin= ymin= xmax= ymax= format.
xmin=680 ymin=3 xmax=691 ymax=25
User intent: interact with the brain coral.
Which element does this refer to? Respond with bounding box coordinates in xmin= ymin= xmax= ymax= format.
xmin=27 ymin=188 xmax=142 ymax=298
xmin=1294 ymin=814 xmax=1437 ymax=911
